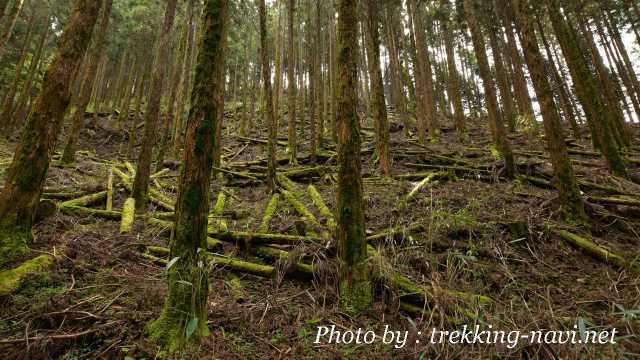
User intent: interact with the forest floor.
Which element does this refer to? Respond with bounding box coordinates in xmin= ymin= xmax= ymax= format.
xmin=1 ymin=110 xmax=640 ymax=359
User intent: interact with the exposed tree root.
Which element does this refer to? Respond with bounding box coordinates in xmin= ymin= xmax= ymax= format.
xmin=0 ymin=254 xmax=54 ymax=296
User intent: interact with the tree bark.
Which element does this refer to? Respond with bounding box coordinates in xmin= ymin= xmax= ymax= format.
xmin=0 ymin=0 xmax=25 ymax=58
xmin=60 ymin=0 xmax=114 ymax=165
xmin=0 ymin=12 xmax=35 ymax=130
xmin=408 ymin=0 xmax=439 ymax=142
xmin=545 ymin=0 xmax=627 ymax=178
xmin=363 ymin=0 xmax=390 ymax=177
xmin=286 ymin=0 xmax=297 ymax=163
xmin=512 ymin=0 xmax=586 ymax=224
xmin=148 ymin=0 xmax=228 ymax=351
xmin=0 ymin=0 xmax=102 ymax=264
xmin=440 ymin=0 xmax=465 ymax=137
xmin=463 ymin=0 xmax=516 ymax=178
xmin=132 ymin=0 xmax=178 ymax=210
xmin=258 ymin=0 xmax=277 ymax=193
xmin=336 ymin=0 xmax=371 ymax=315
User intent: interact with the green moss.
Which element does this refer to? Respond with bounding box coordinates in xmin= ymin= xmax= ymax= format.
xmin=0 ymin=254 xmax=53 ymax=296
xmin=339 ymin=272 xmax=372 ymax=315
xmin=0 ymin=224 xmax=33 ymax=267
xmin=119 ymin=198 xmax=136 ymax=233
xmin=257 ymin=193 xmax=279 ymax=233
xmin=147 ymin=255 xmax=210 ymax=354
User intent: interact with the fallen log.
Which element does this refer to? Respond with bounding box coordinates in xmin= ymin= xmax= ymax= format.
xmin=307 ymin=185 xmax=336 ymax=232
xmin=106 ymin=167 xmax=113 ymax=211
xmin=588 ymin=195 xmax=640 ymax=207
xmin=280 ymin=189 xmax=323 ymax=231
xmin=257 ymin=193 xmax=280 ymax=233
xmin=555 ymin=230 xmax=639 ymax=273
xmin=60 ymin=191 xmax=107 ymax=208
xmin=119 ymin=198 xmax=135 ymax=233
xmin=59 ymin=205 xmax=121 ymax=220
xmin=208 ymin=230 xmax=321 ymax=246
xmin=209 ymin=192 xmax=228 ymax=232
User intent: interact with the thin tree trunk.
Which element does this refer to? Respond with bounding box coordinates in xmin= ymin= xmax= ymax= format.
xmin=464 ymin=0 xmax=516 ymax=178
xmin=286 ymin=0 xmax=297 ymax=163
xmin=408 ymin=0 xmax=438 ymax=141
xmin=172 ymin=0 xmax=196 ymax=157
xmin=440 ymin=0 xmax=465 ymax=137
xmin=13 ymin=16 xmax=49 ymax=131
xmin=0 ymin=12 xmax=35 ymax=130
xmin=0 ymin=0 xmax=25 ymax=58
xmin=259 ymin=0 xmax=277 ymax=192
xmin=536 ymin=18 xmax=580 ymax=139
xmin=132 ymin=0 xmax=178 ymax=210
xmin=60 ymin=0 xmax=114 ymax=165
xmin=363 ymin=0 xmax=390 ymax=176
xmin=513 ymin=0 xmax=586 ymax=224
xmin=545 ymin=0 xmax=627 ymax=178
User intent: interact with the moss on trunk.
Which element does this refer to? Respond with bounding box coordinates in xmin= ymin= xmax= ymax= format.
xmin=336 ymin=0 xmax=372 ymax=315
xmin=147 ymin=0 xmax=228 ymax=352
xmin=0 ymin=0 xmax=103 ymax=265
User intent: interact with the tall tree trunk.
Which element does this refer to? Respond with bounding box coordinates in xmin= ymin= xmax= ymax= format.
xmin=0 ymin=0 xmax=25 ymax=58
xmin=575 ymin=12 xmax=629 ymax=148
xmin=545 ymin=0 xmax=627 ymax=178
xmin=336 ymin=0 xmax=371 ymax=315
xmin=172 ymin=0 xmax=196 ymax=157
xmin=13 ymin=16 xmax=49 ymax=131
xmin=155 ymin=16 xmax=189 ymax=171
xmin=502 ymin=6 xmax=535 ymax=123
xmin=440 ymin=0 xmax=465 ymax=137
xmin=126 ymin=56 xmax=150 ymax=160
xmin=315 ymin=0 xmax=324 ymax=148
xmin=464 ymin=0 xmax=516 ymax=178
xmin=384 ymin=2 xmax=410 ymax=138
xmin=307 ymin=0 xmax=316 ymax=165
xmin=512 ymin=0 xmax=586 ymax=224
xmin=0 ymin=0 xmax=102 ymax=264
xmin=147 ymin=0 xmax=228 ymax=351
xmin=0 ymin=12 xmax=35 ymax=130
xmin=132 ymin=0 xmax=178 ymax=210
xmin=286 ymin=0 xmax=297 ymax=163
xmin=259 ymin=0 xmax=277 ymax=192
xmin=488 ymin=27 xmax=516 ymax=133
xmin=363 ymin=0 xmax=390 ymax=177
xmin=408 ymin=0 xmax=438 ymax=142
xmin=536 ymin=18 xmax=580 ymax=139
xmin=60 ymin=0 xmax=114 ymax=165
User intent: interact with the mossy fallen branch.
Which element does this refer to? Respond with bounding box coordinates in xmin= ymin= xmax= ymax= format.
xmin=60 ymin=191 xmax=107 ymax=208
xmin=257 ymin=193 xmax=279 ymax=233
xmin=120 ymin=198 xmax=135 ymax=233
xmin=398 ymin=172 xmax=447 ymax=211
xmin=209 ymin=192 xmax=228 ymax=232
xmin=59 ymin=205 xmax=121 ymax=220
xmin=106 ymin=167 xmax=113 ymax=211
xmin=208 ymin=230 xmax=321 ymax=246
xmin=280 ymin=189 xmax=323 ymax=231
xmin=307 ymin=185 xmax=336 ymax=232
xmin=555 ymin=230 xmax=639 ymax=273
xmin=588 ymin=195 xmax=640 ymax=207
xmin=366 ymin=223 xmax=426 ymax=242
